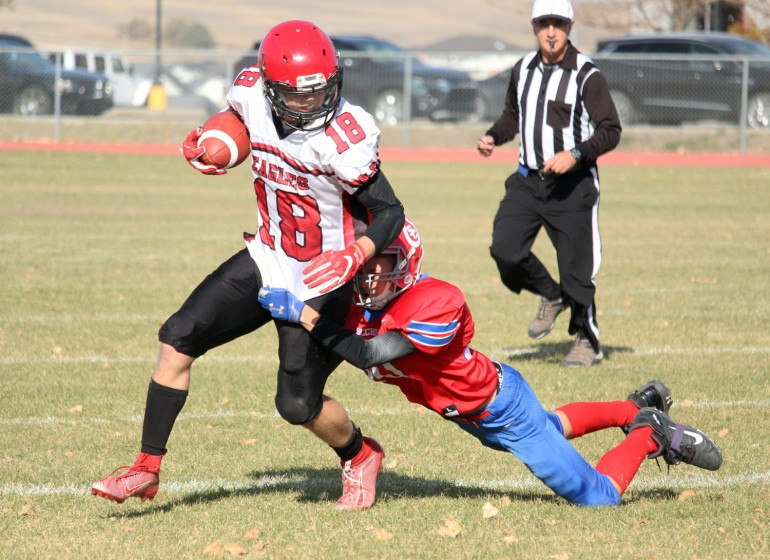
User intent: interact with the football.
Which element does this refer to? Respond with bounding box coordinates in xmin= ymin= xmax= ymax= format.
xmin=197 ymin=109 xmax=251 ymax=169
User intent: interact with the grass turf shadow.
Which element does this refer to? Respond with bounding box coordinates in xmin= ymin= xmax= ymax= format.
xmin=107 ymin=466 xmax=561 ymax=517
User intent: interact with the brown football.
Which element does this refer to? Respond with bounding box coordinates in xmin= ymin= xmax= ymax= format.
xmin=197 ymin=109 xmax=250 ymax=169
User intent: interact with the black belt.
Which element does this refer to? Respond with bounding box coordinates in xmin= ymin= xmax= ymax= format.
xmin=516 ymin=163 xmax=557 ymax=180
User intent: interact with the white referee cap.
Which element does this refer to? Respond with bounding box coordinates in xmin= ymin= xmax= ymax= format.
xmin=531 ymin=0 xmax=574 ymax=23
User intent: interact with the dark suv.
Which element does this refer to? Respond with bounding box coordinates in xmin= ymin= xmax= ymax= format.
xmin=593 ymin=32 xmax=770 ymax=128
xmin=233 ymin=35 xmax=478 ymax=125
xmin=0 ymin=34 xmax=113 ymax=116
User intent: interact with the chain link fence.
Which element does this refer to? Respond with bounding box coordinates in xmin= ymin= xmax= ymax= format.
xmin=1 ymin=41 xmax=769 ymax=152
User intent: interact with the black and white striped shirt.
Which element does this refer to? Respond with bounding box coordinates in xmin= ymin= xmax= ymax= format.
xmin=486 ymin=42 xmax=621 ymax=170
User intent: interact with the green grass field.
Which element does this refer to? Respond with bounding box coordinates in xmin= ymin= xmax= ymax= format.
xmin=1 ymin=151 xmax=769 ymax=559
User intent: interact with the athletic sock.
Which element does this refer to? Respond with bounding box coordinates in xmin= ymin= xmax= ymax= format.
xmin=595 ymin=426 xmax=659 ymax=494
xmin=140 ymin=379 xmax=188 ymax=455
xmin=333 ymin=425 xmax=364 ymax=463
xmin=555 ymin=399 xmax=640 ymax=438
xmin=134 ymin=450 xmax=165 ymax=474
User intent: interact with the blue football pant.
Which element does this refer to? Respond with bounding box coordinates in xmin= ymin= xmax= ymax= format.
xmin=452 ymin=363 xmax=621 ymax=507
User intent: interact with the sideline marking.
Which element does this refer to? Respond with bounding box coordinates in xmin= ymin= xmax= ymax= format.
xmin=2 ymin=141 xmax=770 ymax=168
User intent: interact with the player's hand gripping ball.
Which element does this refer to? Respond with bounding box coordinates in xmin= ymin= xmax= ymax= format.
xmin=181 ymin=109 xmax=250 ymax=175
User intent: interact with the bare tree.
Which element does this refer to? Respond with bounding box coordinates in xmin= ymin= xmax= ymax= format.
xmin=631 ymin=0 xmax=709 ymax=31
xmin=580 ymin=0 xmax=769 ymax=36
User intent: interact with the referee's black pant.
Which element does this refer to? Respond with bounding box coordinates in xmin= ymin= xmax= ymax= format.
xmin=489 ymin=165 xmax=602 ymax=351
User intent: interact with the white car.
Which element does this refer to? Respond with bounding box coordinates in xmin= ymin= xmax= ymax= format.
xmin=45 ymin=50 xmax=153 ymax=107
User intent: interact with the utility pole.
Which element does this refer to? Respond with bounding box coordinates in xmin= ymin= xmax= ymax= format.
xmin=148 ymin=0 xmax=168 ymax=109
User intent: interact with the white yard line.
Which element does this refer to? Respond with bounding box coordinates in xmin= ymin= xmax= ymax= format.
xmin=4 ymin=470 xmax=769 ymax=499
xmin=1 ymin=344 xmax=768 ymax=367
xmin=2 ymin=398 xmax=766 ymax=428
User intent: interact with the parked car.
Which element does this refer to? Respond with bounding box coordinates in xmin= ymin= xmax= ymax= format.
xmin=43 ymin=49 xmax=152 ymax=107
xmin=0 ymin=34 xmax=113 ymax=116
xmin=593 ymin=32 xmax=770 ymax=128
xmin=233 ymin=35 xmax=478 ymax=125
xmin=472 ymin=67 xmax=511 ymax=122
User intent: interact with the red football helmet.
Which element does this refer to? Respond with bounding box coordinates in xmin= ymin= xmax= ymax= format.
xmin=354 ymin=218 xmax=424 ymax=310
xmin=258 ymin=20 xmax=343 ymax=131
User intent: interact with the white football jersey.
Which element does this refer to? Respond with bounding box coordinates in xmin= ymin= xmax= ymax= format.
xmin=226 ymin=70 xmax=382 ymax=301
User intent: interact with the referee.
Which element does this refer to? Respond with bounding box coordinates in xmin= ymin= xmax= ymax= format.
xmin=477 ymin=0 xmax=621 ymax=367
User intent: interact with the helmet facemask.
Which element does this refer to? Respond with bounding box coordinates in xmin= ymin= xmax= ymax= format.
xmin=353 ymin=219 xmax=424 ymax=311
xmin=262 ymin=68 xmax=343 ymax=131
xmin=354 ymin=254 xmax=403 ymax=311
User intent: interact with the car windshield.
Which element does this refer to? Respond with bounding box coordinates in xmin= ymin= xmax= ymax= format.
xmin=335 ymin=37 xmax=422 ymax=66
xmin=726 ymin=40 xmax=770 ymax=56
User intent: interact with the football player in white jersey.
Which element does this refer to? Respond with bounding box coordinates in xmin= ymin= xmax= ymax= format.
xmin=91 ymin=20 xmax=404 ymax=511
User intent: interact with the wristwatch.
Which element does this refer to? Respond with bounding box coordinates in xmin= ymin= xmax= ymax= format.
xmin=570 ymin=147 xmax=583 ymax=162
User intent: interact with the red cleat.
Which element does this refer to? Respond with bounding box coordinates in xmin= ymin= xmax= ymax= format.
xmin=91 ymin=452 xmax=162 ymax=504
xmin=335 ymin=437 xmax=384 ymax=511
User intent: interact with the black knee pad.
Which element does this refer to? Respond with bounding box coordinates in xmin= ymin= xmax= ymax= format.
xmin=158 ymin=310 xmax=200 ymax=357
xmin=274 ymin=394 xmax=321 ymax=426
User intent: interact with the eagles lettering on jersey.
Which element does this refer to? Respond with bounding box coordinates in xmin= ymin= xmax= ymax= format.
xmin=347 ymin=276 xmax=499 ymax=415
xmin=226 ymin=71 xmax=382 ymax=301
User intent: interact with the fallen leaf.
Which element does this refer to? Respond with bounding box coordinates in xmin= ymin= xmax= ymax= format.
xmin=551 ymin=553 xmax=569 ymax=560
xmin=51 ymin=346 xmax=62 ymax=355
xmin=630 ymin=519 xmax=647 ymax=530
xmin=19 ymin=502 xmax=34 ymax=516
xmin=482 ymin=501 xmax=499 ymax=519
xmin=203 ymin=542 xmax=223 ymax=556
xmin=500 ymin=496 xmax=512 ymax=508
xmin=718 ymin=527 xmax=725 ymax=533
xmin=679 ymin=399 xmax=694 ymax=408
xmin=438 ymin=518 xmax=463 ymax=538
xmin=221 ymin=397 xmax=230 ymax=405
xmin=65 ymin=450 xmax=75 ymax=457
xmin=245 ymin=529 xmax=260 ymax=539
xmin=678 ymin=489 xmax=696 ymax=501
xmin=718 ymin=428 xmax=729 ymax=437
xmin=374 ymin=528 xmax=393 ymax=542
xmin=242 ymin=438 xmax=257 ymax=446
xmin=503 ymin=534 xmax=518 ymax=544
xmin=69 ymin=405 xmax=83 ymax=413
xmin=224 ymin=542 xmax=247 ymax=556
